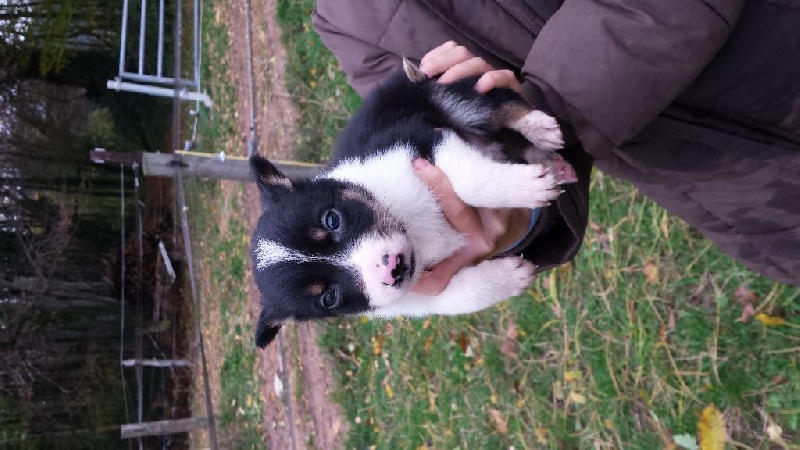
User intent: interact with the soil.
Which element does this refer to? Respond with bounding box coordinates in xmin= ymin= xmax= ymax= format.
xmin=220 ymin=0 xmax=348 ymax=448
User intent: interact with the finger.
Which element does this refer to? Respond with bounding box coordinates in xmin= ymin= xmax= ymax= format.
xmin=412 ymin=251 xmax=472 ymax=295
xmin=474 ymin=70 xmax=522 ymax=93
xmin=419 ymin=43 xmax=474 ymax=77
xmin=413 ymin=158 xmax=483 ymax=235
xmin=438 ymin=57 xmax=495 ymax=84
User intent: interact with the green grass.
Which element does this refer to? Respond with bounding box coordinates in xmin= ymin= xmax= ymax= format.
xmin=183 ymin=1 xmax=264 ymax=447
xmin=276 ymin=0 xmax=361 ymax=163
xmin=272 ymin=6 xmax=800 ymax=449
xmin=319 ymin=172 xmax=799 ymax=449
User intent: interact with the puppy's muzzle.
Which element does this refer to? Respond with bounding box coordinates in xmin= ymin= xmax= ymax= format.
xmin=379 ymin=252 xmax=414 ymax=286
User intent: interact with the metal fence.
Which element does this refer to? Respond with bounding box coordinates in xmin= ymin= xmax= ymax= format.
xmin=107 ymin=0 xmax=212 ymax=108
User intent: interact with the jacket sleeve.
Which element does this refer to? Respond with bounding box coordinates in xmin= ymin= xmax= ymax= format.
xmin=311 ymin=9 xmax=400 ymax=97
xmin=521 ymin=0 xmax=745 ymax=158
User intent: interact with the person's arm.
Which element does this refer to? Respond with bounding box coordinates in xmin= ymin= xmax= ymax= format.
xmin=521 ymin=0 xmax=745 ymax=157
xmin=311 ymin=8 xmax=399 ymax=96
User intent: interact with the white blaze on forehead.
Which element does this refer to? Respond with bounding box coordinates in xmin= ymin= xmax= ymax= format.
xmin=254 ymin=238 xmax=315 ymax=270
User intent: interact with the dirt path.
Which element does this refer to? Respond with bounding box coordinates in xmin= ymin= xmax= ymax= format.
xmin=220 ymin=0 xmax=347 ymax=448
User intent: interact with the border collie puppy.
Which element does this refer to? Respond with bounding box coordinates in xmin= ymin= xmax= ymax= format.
xmin=250 ymin=59 xmax=575 ymax=348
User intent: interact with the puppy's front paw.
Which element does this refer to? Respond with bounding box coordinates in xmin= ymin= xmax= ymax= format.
xmin=516 ymin=164 xmax=564 ymax=208
xmin=478 ymin=256 xmax=537 ymax=298
xmin=512 ymin=110 xmax=564 ymax=151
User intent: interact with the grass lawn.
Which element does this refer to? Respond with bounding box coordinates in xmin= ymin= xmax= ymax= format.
xmin=276 ymin=2 xmax=800 ymax=449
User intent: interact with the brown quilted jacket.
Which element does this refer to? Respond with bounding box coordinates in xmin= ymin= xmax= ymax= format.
xmin=312 ymin=0 xmax=800 ymax=286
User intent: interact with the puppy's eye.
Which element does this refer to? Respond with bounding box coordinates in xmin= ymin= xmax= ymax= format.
xmin=322 ymin=209 xmax=342 ymax=231
xmin=320 ymin=289 xmax=340 ymax=309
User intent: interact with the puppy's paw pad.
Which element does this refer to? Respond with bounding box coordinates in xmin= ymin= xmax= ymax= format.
xmin=513 ymin=110 xmax=565 ymax=151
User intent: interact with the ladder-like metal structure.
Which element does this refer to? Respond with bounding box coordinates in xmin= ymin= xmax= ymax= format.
xmin=106 ymin=0 xmax=212 ymax=108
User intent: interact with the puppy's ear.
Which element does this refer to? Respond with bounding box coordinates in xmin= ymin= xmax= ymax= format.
xmin=255 ymin=309 xmax=282 ymax=348
xmin=250 ymin=155 xmax=292 ymax=205
xmin=402 ymin=56 xmax=428 ymax=83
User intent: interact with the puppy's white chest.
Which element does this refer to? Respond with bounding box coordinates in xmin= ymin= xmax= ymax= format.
xmin=322 ymin=145 xmax=464 ymax=268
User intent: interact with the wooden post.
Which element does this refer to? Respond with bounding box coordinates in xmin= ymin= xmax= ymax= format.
xmin=120 ymin=417 xmax=209 ymax=439
xmin=89 ymin=149 xmax=322 ymax=181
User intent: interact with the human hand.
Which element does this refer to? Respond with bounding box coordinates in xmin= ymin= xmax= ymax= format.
xmin=418 ymin=41 xmax=522 ymax=93
xmin=411 ymin=158 xmax=532 ymax=295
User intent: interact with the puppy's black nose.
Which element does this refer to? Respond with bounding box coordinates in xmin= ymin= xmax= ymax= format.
xmin=380 ymin=252 xmax=409 ymax=286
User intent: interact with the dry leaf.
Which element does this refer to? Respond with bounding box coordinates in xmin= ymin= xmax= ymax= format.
xmin=500 ymin=339 xmax=518 ymax=357
xmin=564 ymin=370 xmax=581 ymax=382
xmin=734 ymin=285 xmax=757 ymax=303
xmin=740 ymin=303 xmax=755 ymax=323
xmin=766 ymin=423 xmax=783 ymax=442
xmin=535 ymin=425 xmax=548 ymax=444
xmin=459 ymin=332 xmax=468 ymax=353
xmin=673 ymin=433 xmax=698 ymax=450
xmin=569 ymin=391 xmax=586 ymax=404
xmin=372 ymin=333 xmax=385 ymax=355
xmin=644 ymin=262 xmax=659 ymax=283
xmin=735 ymin=285 xmax=758 ymax=322
xmin=505 ymin=319 xmax=518 ymax=340
xmin=488 ymin=408 xmax=508 ymax=434
xmin=754 ymin=313 xmax=785 ymax=326
xmin=423 ymin=336 xmax=434 ymax=352
xmin=383 ymin=381 xmax=394 ymax=399
xmin=667 ymin=308 xmax=676 ymax=332
xmin=697 ymin=405 xmax=726 ymax=450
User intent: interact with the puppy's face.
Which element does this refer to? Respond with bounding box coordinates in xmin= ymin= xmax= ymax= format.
xmin=250 ymin=156 xmax=417 ymax=347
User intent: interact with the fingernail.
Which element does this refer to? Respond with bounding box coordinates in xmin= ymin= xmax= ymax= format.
xmin=413 ymin=158 xmax=431 ymax=171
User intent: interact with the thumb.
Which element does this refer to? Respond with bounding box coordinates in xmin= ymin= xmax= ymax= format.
xmin=413 ymin=158 xmax=479 ymax=231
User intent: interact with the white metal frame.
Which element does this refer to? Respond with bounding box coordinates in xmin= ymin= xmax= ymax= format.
xmin=107 ymin=0 xmax=212 ymax=108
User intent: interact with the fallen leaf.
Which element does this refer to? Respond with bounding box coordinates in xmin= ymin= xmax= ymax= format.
xmin=766 ymin=423 xmax=783 ymax=442
xmin=534 ymin=425 xmax=548 ymax=444
xmin=740 ymin=303 xmax=755 ymax=323
xmin=697 ymin=405 xmax=726 ymax=450
xmin=734 ymin=285 xmax=758 ymax=322
xmin=754 ymin=313 xmax=785 ymax=326
xmin=564 ymin=370 xmax=581 ymax=382
xmin=505 ymin=319 xmax=518 ymax=340
xmin=488 ymin=408 xmax=508 ymax=434
xmin=459 ymin=332 xmax=468 ymax=352
xmin=383 ymin=381 xmax=394 ymax=399
xmin=500 ymin=339 xmax=517 ymax=357
xmin=644 ymin=262 xmax=659 ymax=283
xmin=569 ymin=391 xmax=586 ymax=405
xmin=423 ymin=336 xmax=434 ymax=352
xmin=428 ymin=392 xmax=437 ymax=412
xmin=673 ymin=434 xmax=698 ymax=450
xmin=373 ymin=333 xmax=385 ymax=355
xmin=734 ymin=285 xmax=757 ymax=303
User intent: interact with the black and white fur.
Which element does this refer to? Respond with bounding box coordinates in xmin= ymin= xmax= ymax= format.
xmin=250 ymin=59 xmax=573 ymax=348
